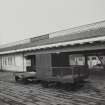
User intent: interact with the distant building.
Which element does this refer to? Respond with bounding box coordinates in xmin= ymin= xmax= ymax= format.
xmin=0 ymin=20 xmax=105 ymax=72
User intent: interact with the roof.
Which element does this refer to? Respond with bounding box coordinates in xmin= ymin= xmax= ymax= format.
xmin=0 ymin=20 xmax=105 ymax=54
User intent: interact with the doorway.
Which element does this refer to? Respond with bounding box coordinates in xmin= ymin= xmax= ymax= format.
xmin=26 ymin=55 xmax=36 ymax=72
xmin=51 ymin=52 xmax=70 ymax=76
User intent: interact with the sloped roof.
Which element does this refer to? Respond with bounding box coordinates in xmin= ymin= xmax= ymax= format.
xmin=0 ymin=20 xmax=105 ymax=54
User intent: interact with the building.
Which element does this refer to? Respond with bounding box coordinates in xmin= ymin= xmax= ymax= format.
xmin=0 ymin=20 xmax=105 ymax=74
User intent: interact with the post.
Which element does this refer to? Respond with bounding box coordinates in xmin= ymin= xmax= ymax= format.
xmin=23 ymin=52 xmax=25 ymax=72
xmin=84 ymin=54 xmax=89 ymax=75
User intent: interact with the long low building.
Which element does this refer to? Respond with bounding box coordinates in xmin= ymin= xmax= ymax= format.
xmin=0 ymin=20 xmax=105 ymax=73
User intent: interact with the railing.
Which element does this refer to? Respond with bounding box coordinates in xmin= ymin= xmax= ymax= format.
xmin=51 ymin=66 xmax=88 ymax=77
xmin=28 ymin=65 xmax=88 ymax=78
xmin=0 ymin=65 xmax=89 ymax=78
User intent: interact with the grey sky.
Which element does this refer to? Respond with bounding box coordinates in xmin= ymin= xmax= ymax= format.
xmin=0 ymin=0 xmax=105 ymax=44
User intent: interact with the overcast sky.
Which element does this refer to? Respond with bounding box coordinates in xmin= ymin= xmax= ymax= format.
xmin=0 ymin=0 xmax=105 ymax=44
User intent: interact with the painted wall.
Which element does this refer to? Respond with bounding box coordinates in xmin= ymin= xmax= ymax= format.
xmin=0 ymin=53 xmax=26 ymax=72
xmin=0 ymin=57 xmax=2 ymax=70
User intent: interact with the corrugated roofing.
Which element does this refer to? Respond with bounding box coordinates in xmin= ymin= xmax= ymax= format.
xmin=0 ymin=20 xmax=105 ymax=54
xmin=49 ymin=20 xmax=105 ymax=38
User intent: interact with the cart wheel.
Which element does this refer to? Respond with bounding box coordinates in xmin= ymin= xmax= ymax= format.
xmin=15 ymin=76 xmax=20 ymax=82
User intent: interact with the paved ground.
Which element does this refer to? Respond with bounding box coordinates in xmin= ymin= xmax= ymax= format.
xmin=0 ymin=72 xmax=105 ymax=105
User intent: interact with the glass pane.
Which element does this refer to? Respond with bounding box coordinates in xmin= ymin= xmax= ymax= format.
xmin=69 ymin=54 xmax=85 ymax=66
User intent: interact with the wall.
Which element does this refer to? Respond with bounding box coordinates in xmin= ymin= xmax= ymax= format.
xmin=0 ymin=57 xmax=2 ymax=70
xmin=0 ymin=53 xmax=26 ymax=72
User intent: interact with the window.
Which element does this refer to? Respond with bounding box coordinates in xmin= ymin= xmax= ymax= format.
xmin=92 ymin=57 xmax=96 ymax=60
xmin=4 ymin=57 xmax=7 ymax=65
xmin=88 ymin=57 xmax=90 ymax=60
xmin=78 ymin=57 xmax=83 ymax=61
xmin=69 ymin=54 xmax=85 ymax=66
xmin=2 ymin=57 xmax=5 ymax=66
xmin=100 ymin=56 xmax=103 ymax=60
xmin=8 ymin=56 xmax=12 ymax=65
xmin=14 ymin=56 xmax=16 ymax=65
xmin=12 ymin=56 xmax=16 ymax=65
